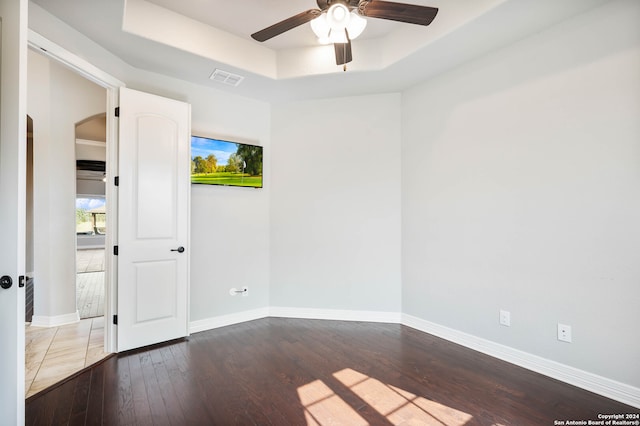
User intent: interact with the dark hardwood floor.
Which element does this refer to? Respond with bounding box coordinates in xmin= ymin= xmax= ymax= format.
xmin=26 ymin=318 xmax=638 ymax=425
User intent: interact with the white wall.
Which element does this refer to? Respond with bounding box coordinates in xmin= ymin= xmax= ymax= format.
xmin=402 ymin=0 xmax=640 ymax=387
xmin=270 ymin=94 xmax=402 ymax=314
xmin=27 ymin=50 xmax=106 ymax=322
xmin=177 ymin=80 xmax=270 ymax=321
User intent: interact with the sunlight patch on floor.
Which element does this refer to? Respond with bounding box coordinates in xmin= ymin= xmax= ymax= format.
xmin=333 ymin=368 xmax=473 ymax=425
xmin=297 ymin=368 xmax=473 ymax=425
xmin=297 ymin=379 xmax=369 ymax=426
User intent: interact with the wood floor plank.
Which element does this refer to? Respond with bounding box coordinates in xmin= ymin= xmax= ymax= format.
xmin=67 ymin=369 xmax=92 ymax=426
xmin=49 ymin=380 xmax=77 ymax=425
xmin=138 ymin=349 xmax=171 ymax=425
xmin=26 ymin=381 xmax=63 ymax=426
xmin=103 ymin=355 xmax=135 ymax=426
xmin=26 ymin=318 xmax=639 ymax=425
xmin=159 ymin=344 xmax=215 ymax=424
xmin=126 ymin=351 xmax=153 ymax=424
xmin=221 ymin=321 xmax=310 ymax=424
xmin=150 ymin=346 xmax=187 ymax=425
xmin=84 ymin=362 xmax=105 ymax=426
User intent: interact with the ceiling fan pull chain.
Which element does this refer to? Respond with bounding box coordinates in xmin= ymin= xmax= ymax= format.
xmin=344 ymin=28 xmax=349 ymax=71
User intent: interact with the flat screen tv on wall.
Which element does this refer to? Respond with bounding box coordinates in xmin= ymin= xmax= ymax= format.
xmin=191 ymin=135 xmax=263 ymax=188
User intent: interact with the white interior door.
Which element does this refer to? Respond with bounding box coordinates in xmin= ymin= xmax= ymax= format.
xmin=117 ymin=87 xmax=191 ymax=352
xmin=0 ymin=0 xmax=27 ymax=422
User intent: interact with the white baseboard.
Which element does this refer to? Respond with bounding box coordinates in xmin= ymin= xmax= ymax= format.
xmin=76 ymin=245 xmax=105 ymax=250
xmin=30 ymin=311 xmax=80 ymax=328
xmin=189 ymin=308 xmax=270 ymax=334
xmin=269 ymin=306 xmax=402 ymax=324
xmin=402 ymin=314 xmax=640 ymax=409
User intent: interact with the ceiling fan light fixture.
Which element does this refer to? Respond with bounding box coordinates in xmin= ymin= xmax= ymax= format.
xmin=326 ymin=3 xmax=350 ymax=31
xmin=329 ymin=29 xmax=348 ymax=44
xmin=311 ymin=13 xmax=331 ymax=43
xmin=347 ymin=11 xmax=367 ymax=39
xmin=311 ymin=8 xmax=367 ymax=44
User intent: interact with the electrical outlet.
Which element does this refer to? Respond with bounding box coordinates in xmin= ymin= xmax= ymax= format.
xmin=558 ymin=323 xmax=572 ymax=343
xmin=499 ymin=310 xmax=511 ymax=327
xmin=241 ymin=286 xmax=249 ymax=297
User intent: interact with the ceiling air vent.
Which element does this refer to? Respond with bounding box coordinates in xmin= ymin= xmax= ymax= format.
xmin=209 ymin=69 xmax=244 ymax=87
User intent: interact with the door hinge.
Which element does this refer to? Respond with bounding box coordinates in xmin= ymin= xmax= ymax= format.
xmin=115 ymin=107 xmax=120 ymax=117
xmin=114 ymin=176 xmax=119 ymax=186
xmin=113 ymin=315 xmax=118 ymax=325
xmin=113 ymin=245 xmax=119 ymax=256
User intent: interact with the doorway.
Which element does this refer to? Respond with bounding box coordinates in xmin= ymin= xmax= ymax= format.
xmin=24 ymin=48 xmax=111 ymax=397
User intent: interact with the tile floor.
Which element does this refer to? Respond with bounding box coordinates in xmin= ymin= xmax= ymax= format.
xmin=24 ymin=249 xmax=108 ymax=398
xmin=25 ymin=317 xmax=108 ymax=398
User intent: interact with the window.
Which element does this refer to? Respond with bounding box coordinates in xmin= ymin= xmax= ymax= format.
xmin=76 ymin=197 xmax=106 ymax=235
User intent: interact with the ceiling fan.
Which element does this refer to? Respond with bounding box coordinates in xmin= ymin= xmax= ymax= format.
xmin=251 ymin=0 xmax=438 ymax=69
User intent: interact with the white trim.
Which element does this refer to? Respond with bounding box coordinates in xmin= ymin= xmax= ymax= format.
xmin=104 ymin=86 xmax=120 ymax=353
xmin=27 ymin=30 xmax=125 ymax=89
xmin=76 ymin=244 xmax=106 ymax=250
xmin=31 ymin=311 xmax=80 ymax=328
xmin=76 ymin=138 xmax=106 ymax=147
xmin=402 ymin=314 xmax=640 ymax=409
xmin=189 ymin=308 xmax=270 ymax=334
xmin=268 ymin=307 xmax=401 ymax=323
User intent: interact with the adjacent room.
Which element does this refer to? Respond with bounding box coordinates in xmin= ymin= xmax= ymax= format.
xmin=0 ymin=0 xmax=638 ymax=424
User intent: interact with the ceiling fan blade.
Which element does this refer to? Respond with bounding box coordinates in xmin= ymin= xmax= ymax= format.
xmin=251 ymin=9 xmax=321 ymax=42
xmin=334 ymin=39 xmax=352 ymax=66
xmin=358 ymin=1 xmax=438 ymax=26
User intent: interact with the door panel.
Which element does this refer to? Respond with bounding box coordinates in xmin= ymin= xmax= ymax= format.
xmin=135 ymin=115 xmax=178 ymax=239
xmin=134 ymin=260 xmax=177 ymax=322
xmin=117 ymin=87 xmax=190 ymax=352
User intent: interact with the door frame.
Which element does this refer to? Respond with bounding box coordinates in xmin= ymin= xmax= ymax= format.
xmin=1 ymin=0 xmax=28 ymax=421
xmin=28 ymin=30 xmax=125 ymax=352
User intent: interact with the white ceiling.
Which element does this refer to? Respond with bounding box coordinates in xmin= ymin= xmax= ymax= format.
xmin=30 ymin=0 xmax=611 ymax=103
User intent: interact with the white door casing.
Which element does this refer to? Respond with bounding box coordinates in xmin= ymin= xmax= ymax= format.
xmin=117 ymin=87 xmax=191 ymax=352
xmin=0 ymin=0 xmax=27 ymax=423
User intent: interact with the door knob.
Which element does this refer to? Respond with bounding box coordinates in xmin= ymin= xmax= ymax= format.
xmin=171 ymin=246 xmax=185 ymax=253
xmin=0 ymin=275 xmax=12 ymax=290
